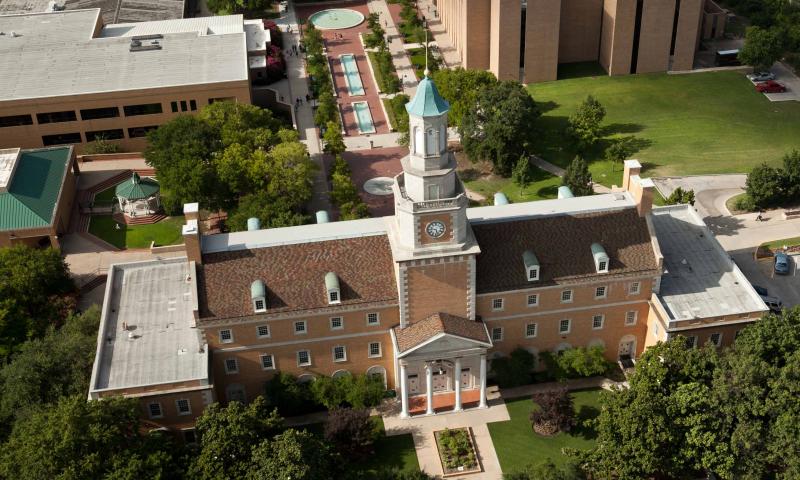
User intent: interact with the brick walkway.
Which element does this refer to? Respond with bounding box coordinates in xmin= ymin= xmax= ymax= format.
xmin=344 ymin=146 xmax=405 ymax=216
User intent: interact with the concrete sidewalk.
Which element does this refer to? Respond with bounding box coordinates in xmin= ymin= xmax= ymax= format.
xmin=416 ymin=0 xmax=461 ymax=68
xmin=368 ymin=0 xmax=418 ymax=95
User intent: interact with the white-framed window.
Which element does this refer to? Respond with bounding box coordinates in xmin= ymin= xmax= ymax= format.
xmin=294 ymin=320 xmax=307 ymax=335
xmin=625 ymin=311 xmax=638 ymax=326
xmin=148 ymin=402 xmax=163 ymax=419
xmin=598 ymin=260 xmax=608 ymax=272
xmin=525 ymin=323 xmax=537 ymax=338
xmin=175 ymin=398 xmax=191 ymax=416
xmin=491 ymin=327 xmax=503 ymax=342
xmin=527 ymin=294 xmax=539 ymax=307
xmin=559 ymin=319 xmax=571 ymax=334
xmin=561 ymin=290 xmax=573 ymax=303
xmin=709 ymin=333 xmax=722 ymax=347
xmin=366 ymin=312 xmax=380 ymax=325
xmin=527 ymin=266 xmax=539 ymax=281
xmin=685 ymin=335 xmax=698 ymax=349
xmin=330 ymin=316 xmax=344 ymax=330
xmin=224 ymin=358 xmax=239 ymax=374
xmin=219 ymin=329 xmax=233 ymax=344
xmin=182 ymin=428 xmax=197 ymax=444
xmin=629 ymin=281 xmax=641 ymax=295
xmin=328 ymin=290 xmax=340 ymax=304
xmin=595 ymin=286 xmax=607 ymax=299
xmin=297 ymin=350 xmax=311 ymax=367
xmin=368 ymin=342 xmax=382 ymax=358
xmin=260 ymin=353 xmax=275 ymax=370
xmin=592 ymin=314 xmax=605 ymax=330
xmin=256 ymin=325 xmax=270 ymax=339
xmin=333 ymin=345 xmax=347 ymax=362
xmin=253 ymin=297 xmax=266 ymax=313
xmin=492 ymin=298 xmax=504 ymax=311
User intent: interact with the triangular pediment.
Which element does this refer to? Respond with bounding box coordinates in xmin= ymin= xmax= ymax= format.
xmin=412 ymin=333 xmax=487 ymax=354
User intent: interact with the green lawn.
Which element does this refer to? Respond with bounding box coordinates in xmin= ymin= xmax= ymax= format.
xmin=383 ymin=98 xmax=400 ymax=131
xmin=88 ymin=215 xmax=184 ymax=249
xmin=462 ymin=166 xmax=562 ymax=204
xmin=488 ymin=389 xmax=602 ymax=473
xmin=528 ymin=71 xmax=800 ymax=183
xmin=346 ymin=417 xmax=420 ymax=477
xmin=760 ymin=236 xmax=800 ymax=253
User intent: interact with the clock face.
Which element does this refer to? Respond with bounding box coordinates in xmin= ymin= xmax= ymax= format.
xmin=426 ymin=220 xmax=447 ymax=238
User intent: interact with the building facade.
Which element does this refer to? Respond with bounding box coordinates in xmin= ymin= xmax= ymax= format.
xmin=436 ymin=0 xmax=728 ymax=82
xmin=0 ymin=10 xmax=266 ymax=151
xmin=90 ymin=75 xmax=765 ymax=434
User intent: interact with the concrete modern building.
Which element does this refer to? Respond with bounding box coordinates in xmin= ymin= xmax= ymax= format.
xmin=436 ymin=0 xmax=728 ymax=82
xmin=0 ymin=9 xmax=269 ymax=151
xmin=91 ymin=75 xmax=765 ymax=434
xmin=0 ymin=146 xmax=79 ymax=248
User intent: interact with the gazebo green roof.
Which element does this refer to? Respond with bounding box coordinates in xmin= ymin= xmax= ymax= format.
xmin=0 ymin=146 xmax=72 ymax=231
xmin=115 ymin=172 xmax=159 ymax=201
xmin=406 ymin=75 xmax=450 ymax=117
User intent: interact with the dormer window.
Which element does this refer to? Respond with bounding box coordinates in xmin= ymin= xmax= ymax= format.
xmin=523 ymin=250 xmax=539 ymax=282
xmin=591 ymin=243 xmax=610 ymax=274
xmin=251 ymin=280 xmax=267 ymax=313
xmin=325 ymin=272 xmax=341 ymax=305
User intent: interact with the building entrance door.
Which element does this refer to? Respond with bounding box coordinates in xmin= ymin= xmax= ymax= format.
xmin=432 ymin=371 xmax=448 ymax=392
xmin=460 ymin=368 xmax=471 ymax=389
xmin=619 ymin=341 xmax=634 ymax=358
xmin=408 ymin=374 xmax=420 ymax=394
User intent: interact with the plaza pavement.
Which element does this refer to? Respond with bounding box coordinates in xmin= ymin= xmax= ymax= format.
xmin=368 ymin=0 xmax=419 ymax=96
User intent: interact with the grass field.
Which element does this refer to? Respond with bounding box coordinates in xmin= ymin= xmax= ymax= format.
xmin=462 ymin=166 xmax=562 ymax=204
xmin=528 ymin=71 xmax=800 ymax=184
xmin=488 ymin=389 xmax=602 ymax=473
xmin=88 ymin=215 xmax=184 ymax=249
xmin=760 ymin=236 xmax=800 ymax=253
xmin=345 ymin=417 xmax=420 ymax=477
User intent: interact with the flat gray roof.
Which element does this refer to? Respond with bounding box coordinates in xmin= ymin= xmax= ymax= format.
xmin=467 ymin=190 xmax=637 ymax=224
xmin=0 ymin=10 xmax=248 ymax=102
xmin=651 ymin=205 xmax=767 ymax=321
xmin=0 ymin=0 xmax=184 ymax=24
xmin=90 ymin=257 xmax=208 ymax=393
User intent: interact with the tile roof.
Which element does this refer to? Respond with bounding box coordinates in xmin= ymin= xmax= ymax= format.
xmin=472 ymin=208 xmax=658 ymax=293
xmin=197 ymin=235 xmax=397 ymax=320
xmin=394 ymin=312 xmax=491 ymax=353
xmin=0 ymin=147 xmax=72 ymax=231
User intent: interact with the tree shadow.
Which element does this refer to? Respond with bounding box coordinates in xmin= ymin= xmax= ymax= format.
xmin=535 ymin=100 xmax=560 ymax=114
xmin=571 ymin=405 xmax=600 ymax=440
xmin=602 ymin=123 xmax=644 ymax=136
xmin=703 ymin=215 xmax=746 ymax=237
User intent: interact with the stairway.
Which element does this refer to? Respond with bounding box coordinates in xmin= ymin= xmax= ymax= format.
xmin=113 ymin=212 xmax=168 ymax=226
xmin=80 ymin=274 xmax=107 ymax=294
xmin=88 ymin=170 xmax=134 ymax=198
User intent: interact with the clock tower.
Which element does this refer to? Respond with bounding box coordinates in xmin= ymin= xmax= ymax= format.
xmin=386 ymin=74 xmax=480 ymax=326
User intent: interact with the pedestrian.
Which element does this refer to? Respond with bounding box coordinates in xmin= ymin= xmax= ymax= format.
xmin=306 ymin=94 xmax=310 ymax=102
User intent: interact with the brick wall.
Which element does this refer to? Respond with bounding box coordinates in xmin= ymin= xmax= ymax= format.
xmin=405 ymin=258 xmax=470 ymax=322
xmin=490 ymin=0 xmax=522 ymax=81
xmin=524 ymin=0 xmax=562 ymax=82
xmin=559 ymin=0 xmax=604 ymax=64
xmin=635 ymin=0 xmax=677 ymax=73
xmin=672 ymin=0 xmax=704 ymax=71
xmin=600 ymin=0 xmax=637 ymax=75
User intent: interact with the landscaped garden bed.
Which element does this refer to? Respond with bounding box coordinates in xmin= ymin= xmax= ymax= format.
xmin=434 ymin=427 xmax=482 ymax=476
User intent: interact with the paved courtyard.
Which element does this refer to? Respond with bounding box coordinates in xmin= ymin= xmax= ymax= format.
xmin=344 ymin=146 xmax=405 ymax=216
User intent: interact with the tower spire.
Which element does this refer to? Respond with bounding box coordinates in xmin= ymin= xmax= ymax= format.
xmin=424 ymin=28 xmax=429 ymax=77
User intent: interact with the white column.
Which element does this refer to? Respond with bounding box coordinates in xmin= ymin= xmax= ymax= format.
xmin=478 ymin=353 xmax=487 ymax=408
xmin=426 ymin=363 xmax=435 ymax=415
xmin=453 ymin=357 xmax=462 ymax=412
xmin=399 ymin=363 xmax=409 ymax=418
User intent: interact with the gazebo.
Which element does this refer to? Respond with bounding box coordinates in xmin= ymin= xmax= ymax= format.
xmin=114 ymin=172 xmax=161 ymax=217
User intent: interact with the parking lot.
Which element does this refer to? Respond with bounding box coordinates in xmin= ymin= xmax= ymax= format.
xmin=732 ymin=251 xmax=800 ymax=309
xmin=762 ymin=62 xmax=800 ymax=102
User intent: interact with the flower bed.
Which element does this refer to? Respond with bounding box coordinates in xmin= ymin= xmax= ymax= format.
xmin=433 ymin=427 xmax=482 ymax=476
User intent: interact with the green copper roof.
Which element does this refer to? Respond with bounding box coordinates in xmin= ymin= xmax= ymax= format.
xmin=115 ymin=172 xmax=159 ymax=201
xmin=405 ymin=76 xmax=449 ymax=117
xmin=0 ymin=147 xmax=72 ymax=231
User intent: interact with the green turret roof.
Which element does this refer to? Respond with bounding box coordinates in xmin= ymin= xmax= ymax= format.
xmin=115 ymin=172 xmax=159 ymax=201
xmin=406 ymin=75 xmax=449 ymax=117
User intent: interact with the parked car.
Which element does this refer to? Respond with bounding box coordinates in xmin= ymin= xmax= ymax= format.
xmin=747 ymin=71 xmax=775 ymax=82
xmin=774 ymin=252 xmax=791 ymax=275
xmin=756 ymin=80 xmax=787 ymax=93
xmin=751 ymin=284 xmax=769 ymax=297
xmin=761 ymin=295 xmax=783 ymax=314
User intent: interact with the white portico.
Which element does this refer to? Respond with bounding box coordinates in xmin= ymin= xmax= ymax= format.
xmin=391 ymin=313 xmax=492 ymax=417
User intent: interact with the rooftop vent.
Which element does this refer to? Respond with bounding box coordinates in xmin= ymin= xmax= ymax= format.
xmin=130 ymin=34 xmax=163 ymax=52
xmin=247 ymin=217 xmax=260 ymax=231
xmin=591 ymin=243 xmax=610 ymax=273
xmin=494 ymin=192 xmax=509 ymax=205
xmin=557 ymin=186 xmax=574 ymax=199
xmin=316 ymin=210 xmax=330 ymax=224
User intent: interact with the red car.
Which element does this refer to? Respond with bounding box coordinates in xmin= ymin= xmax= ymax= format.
xmin=755 ymin=80 xmax=787 ymax=93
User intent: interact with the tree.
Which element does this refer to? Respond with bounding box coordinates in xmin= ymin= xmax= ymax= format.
xmin=665 ymin=186 xmax=696 ymax=206
xmin=0 ymin=396 xmax=182 ymax=479
xmin=0 ymin=245 xmax=75 ymax=359
xmin=505 ymin=459 xmax=586 ymax=480
xmin=530 ymin=387 xmax=576 ymax=436
xmin=0 ymin=306 xmax=99 ymax=435
xmin=200 ymin=101 xmax=280 ymax=151
xmin=540 ymin=346 xmax=612 ymax=380
xmin=227 ymin=192 xmax=308 ymax=231
xmin=512 ymin=156 xmax=533 ymax=196
xmin=604 ymin=136 xmax=638 ymax=171
xmin=746 ymin=162 xmax=784 ymax=207
xmin=781 ymin=149 xmax=800 ymax=201
xmin=315 ymin=89 xmax=339 ymax=127
xmin=567 ymin=95 xmax=606 ymax=152
xmin=739 ymin=26 xmax=784 ymax=71
xmin=562 ymin=156 xmax=593 ymax=196
xmin=323 ymin=408 xmax=377 ymax=459
xmin=247 ymin=429 xmax=335 ymax=480
xmin=491 ymin=348 xmax=536 ymax=388
xmin=263 ymin=372 xmax=320 ymax=417
xmin=323 ymin=121 xmax=346 ymax=156
xmin=431 ymin=68 xmax=498 ymax=127
xmin=190 ymin=396 xmax=283 ymax=479
xmin=364 ymin=13 xmax=386 ymax=49
xmin=83 ymin=136 xmax=121 ymax=155
xmin=461 ymin=80 xmax=540 ymax=176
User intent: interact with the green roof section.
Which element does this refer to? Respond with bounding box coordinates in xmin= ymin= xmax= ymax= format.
xmin=115 ymin=172 xmax=160 ymax=201
xmin=405 ymin=75 xmax=450 ymax=117
xmin=0 ymin=147 xmax=72 ymax=231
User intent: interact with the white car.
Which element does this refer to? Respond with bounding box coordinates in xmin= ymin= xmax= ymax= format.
xmin=747 ymin=71 xmax=776 ymax=82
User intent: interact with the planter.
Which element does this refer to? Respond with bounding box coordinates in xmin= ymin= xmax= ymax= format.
xmin=433 ymin=427 xmax=482 ymax=477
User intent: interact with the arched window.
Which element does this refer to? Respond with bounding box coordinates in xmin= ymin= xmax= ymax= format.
xmin=414 ymin=127 xmax=424 ymax=155
xmin=425 ymin=129 xmax=437 ymax=156
xmin=226 ymin=384 xmax=247 ymax=404
xmin=440 ymin=125 xmax=446 ymax=151
xmin=366 ymin=365 xmax=387 ymax=388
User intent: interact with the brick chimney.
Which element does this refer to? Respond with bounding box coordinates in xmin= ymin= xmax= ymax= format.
xmin=621 ymin=160 xmax=653 ymax=217
xmin=622 ymin=159 xmax=641 ymax=191
xmin=183 ymin=203 xmax=202 ymax=265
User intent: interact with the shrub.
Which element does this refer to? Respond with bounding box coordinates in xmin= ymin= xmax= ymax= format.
xmin=263 ymin=372 xmax=321 ymax=417
xmin=664 ymin=186 xmax=695 ymax=206
xmin=491 ymin=348 xmax=535 ymax=388
xmin=567 ymin=95 xmax=606 ymax=151
xmin=733 ymin=194 xmax=756 ymax=212
xmin=323 ymin=408 xmax=377 ymax=459
xmin=530 ymin=387 xmax=575 ymax=436
xmin=83 ymin=136 xmax=121 ymax=155
xmin=263 ymin=20 xmax=282 ymax=48
xmin=308 ymin=373 xmax=385 ymax=410
xmin=540 ymin=346 xmax=611 ymax=380
xmin=746 ymin=162 xmax=784 ymax=207
xmin=437 ymin=428 xmax=477 ymax=470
